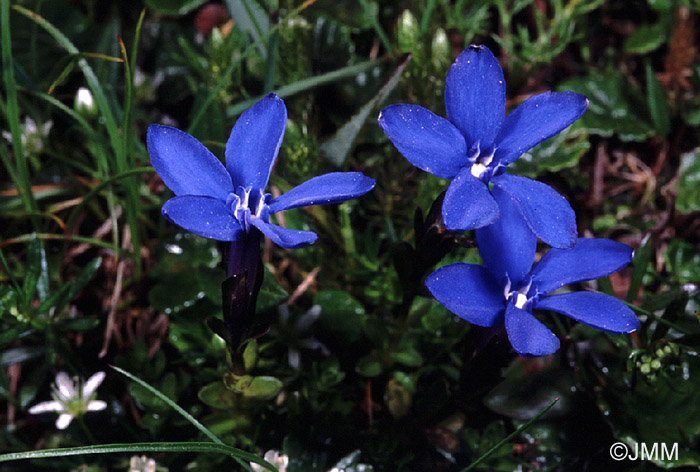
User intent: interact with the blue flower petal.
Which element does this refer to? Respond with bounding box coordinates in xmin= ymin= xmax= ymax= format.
xmin=378 ymin=104 xmax=467 ymax=179
xmin=536 ymin=292 xmax=639 ymax=333
xmin=269 ymin=172 xmax=376 ymax=213
xmin=250 ymin=218 xmax=317 ymax=249
xmin=505 ymin=304 xmax=560 ymax=357
xmin=444 ymin=45 xmax=505 ymax=148
xmin=162 ymin=196 xmax=242 ymax=241
xmin=492 ymin=173 xmax=577 ymax=248
xmin=225 ymin=93 xmax=287 ymax=191
xmin=443 ymin=167 xmax=499 ymax=231
xmin=425 ymin=263 xmax=504 ymax=327
xmin=148 ymin=125 xmax=233 ymax=198
xmin=476 ymin=185 xmax=536 ymax=286
xmin=494 ymin=91 xmax=588 ymax=166
xmin=531 ymin=238 xmax=634 ymax=295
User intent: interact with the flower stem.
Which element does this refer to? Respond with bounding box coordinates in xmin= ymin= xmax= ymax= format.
xmin=77 ymin=416 xmax=97 ymax=445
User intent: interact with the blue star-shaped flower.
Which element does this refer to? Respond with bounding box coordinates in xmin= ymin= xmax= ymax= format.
xmin=148 ymin=93 xmax=376 ymax=249
xmin=425 ymin=188 xmax=639 ymax=357
xmin=378 ymin=44 xmax=588 ymax=248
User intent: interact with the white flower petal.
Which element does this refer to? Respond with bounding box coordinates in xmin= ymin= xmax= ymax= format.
xmin=82 ymin=371 xmax=106 ymax=397
xmin=55 ymin=372 xmax=76 ymax=400
xmin=56 ymin=413 xmax=74 ymax=430
xmin=87 ymin=400 xmax=107 ymax=411
xmin=28 ymin=400 xmax=63 ymax=414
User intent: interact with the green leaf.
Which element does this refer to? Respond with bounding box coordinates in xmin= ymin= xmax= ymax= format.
xmin=390 ymin=347 xmax=423 ymax=368
xmin=665 ymin=240 xmax=700 ymax=283
xmin=224 ymin=0 xmax=269 ymax=59
xmin=144 ymin=0 xmax=207 ymax=15
xmin=462 ymin=398 xmax=560 ymax=471
xmin=314 ymin=290 xmax=366 ymax=343
xmin=508 ymin=122 xmax=590 ymax=178
xmin=22 ymin=236 xmax=49 ymax=308
xmin=242 ymin=339 xmax=258 ymax=373
xmin=198 ymin=381 xmax=238 ymax=409
xmin=0 ymin=345 xmax=44 ymax=366
xmin=484 ymin=362 xmax=571 ymax=420
xmin=624 ymin=23 xmax=667 ymax=54
xmin=677 ymin=148 xmax=700 ymax=214
xmin=560 ymin=73 xmax=655 ymax=142
xmin=599 ymin=353 xmax=700 ymax=467
xmin=356 ymin=355 xmax=382 ymax=377
xmin=319 ymin=53 xmax=412 ymax=167
xmin=240 ymin=376 xmax=282 ymax=400
xmin=112 ymin=366 xmax=224 ymax=446
xmin=627 ymin=234 xmax=653 ymax=303
xmin=646 ymin=61 xmax=671 ymax=136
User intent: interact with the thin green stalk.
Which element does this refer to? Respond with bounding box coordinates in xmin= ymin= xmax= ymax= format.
xmin=187 ymin=0 xmax=316 ymax=133
xmin=2 ymin=0 xmax=38 ymax=213
xmin=359 ymin=0 xmax=392 ymax=53
xmin=12 ymin=4 xmax=122 ymax=167
xmin=77 ymin=416 xmax=97 ymax=445
xmin=12 ymin=4 xmax=124 ymax=254
xmin=419 ymin=0 xmax=436 ymax=34
xmin=111 ymin=366 xmax=223 ymax=446
xmin=118 ymin=33 xmax=142 ymax=275
xmin=0 ymin=246 xmax=21 ymax=292
xmin=226 ymin=57 xmax=384 ymax=117
xmin=66 ymin=167 xmax=154 ymax=230
xmin=461 ymin=397 xmax=559 ymax=471
xmin=1 ymin=233 xmax=128 ymax=254
xmin=0 ymin=442 xmax=276 ymax=471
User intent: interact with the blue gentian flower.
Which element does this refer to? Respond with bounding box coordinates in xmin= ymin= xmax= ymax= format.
xmin=148 ymin=93 xmax=376 ymax=249
xmin=425 ymin=188 xmax=639 ymax=357
xmin=378 ymin=45 xmax=588 ymax=248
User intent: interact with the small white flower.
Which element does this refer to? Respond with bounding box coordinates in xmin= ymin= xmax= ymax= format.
xmin=129 ymin=455 xmax=157 ymax=472
xmin=2 ymin=116 xmax=52 ymax=154
xmin=250 ymin=450 xmax=289 ymax=472
xmin=28 ymin=371 xmax=107 ymax=429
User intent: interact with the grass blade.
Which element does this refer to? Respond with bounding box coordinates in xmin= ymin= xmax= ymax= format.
xmin=2 ymin=0 xmax=38 ymax=213
xmin=12 ymin=5 xmax=122 ymax=170
xmin=226 ymin=57 xmax=384 ymax=117
xmin=0 ymin=442 xmax=276 ymax=470
xmin=111 ymin=365 xmax=223 ymax=445
xmin=461 ymin=397 xmax=559 ymax=472
xmin=187 ymin=0 xmax=316 ymax=133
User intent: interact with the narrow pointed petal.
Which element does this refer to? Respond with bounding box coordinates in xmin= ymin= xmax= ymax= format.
xmin=378 ymin=104 xmax=467 ymax=179
xmin=443 ymin=167 xmax=499 ymax=231
xmin=55 ymin=372 xmax=75 ymax=400
xmin=82 ymin=371 xmax=105 ymax=398
xmin=250 ymin=218 xmax=317 ymax=249
xmin=505 ymin=304 xmax=560 ymax=357
xmin=269 ymin=172 xmax=376 ymax=213
xmin=425 ymin=263 xmax=505 ymax=327
xmin=56 ymin=413 xmax=74 ymax=430
xmin=494 ymin=91 xmax=588 ymax=166
xmin=492 ymin=173 xmax=576 ymax=248
xmin=476 ymin=185 xmax=536 ymax=286
xmin=162 ymin=196 xmax=243 ymax=242
xmin=537 ymin=292 xmax=639 ymax=333
xmin=531 ymin=238 xmax=634 ymax=295
xmin=87 ymin=400 xmax=108 ymax=411
xmin=148 ymin=124 xmax=232 ymax=198
xmin=226 ymin=93 xmax=287 ymax=190
xmin=445 ymin=45 xmax=505 ymax=148
xmin=28 ymin=401 xmax=62 ymax=414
